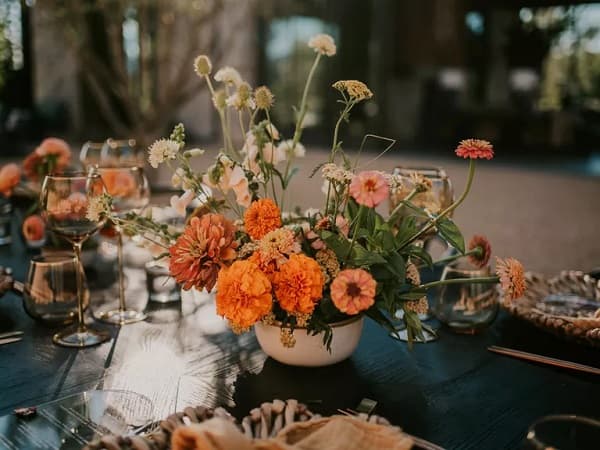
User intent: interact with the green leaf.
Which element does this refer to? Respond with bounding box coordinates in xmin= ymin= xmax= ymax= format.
xmin=351 ymin=245 xmax=387 ymax=266
xmin=385 ymin=252 xmax=406 ymax=280
xmin=319 ymin=230 xmax=352 ymax=259
xmin=365 ymin=307 xmax=399 ymax=337
xmin=437 ymin=217 xmax=465 ymax=253
xmin=398 ymin=289 xmax=427 ymax=300
xmin=405 ymin=244 xmax=433 ymax=268
xmin=393 ymin=216 xmax=418 ymax=248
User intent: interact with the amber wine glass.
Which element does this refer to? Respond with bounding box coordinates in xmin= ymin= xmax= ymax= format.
xmin=95 ymin=165 xmax=150 ymax=324
xmin=40 ymin=172 xmax=110 ymax=347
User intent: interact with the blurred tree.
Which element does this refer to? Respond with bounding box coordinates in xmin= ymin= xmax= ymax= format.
xmin=37 ymin=0 xmax=233 ymax=144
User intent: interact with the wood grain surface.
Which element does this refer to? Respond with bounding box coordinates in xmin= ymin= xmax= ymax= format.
xmin=0 ymin=237 xmax=599 ymax=450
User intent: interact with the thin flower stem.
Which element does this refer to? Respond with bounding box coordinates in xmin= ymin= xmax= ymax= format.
xmin=419 ymin=276 xmax=499 ymax=291
xmin=265 ymin=110 xmax=279 ymax=208
xmin=204 ymin=75 xmax=228 ymax=153
xmin=388 ymin=188 xmax=418 ymax=219
xmin=292 ymin=53 xmax=321 ymax=149
xmin=401 ymin=159 xmax=476 ymax=249
xmin=418 ymin=248 xmax=480 ymax=268
xmin=238 ymin=110 xmax=246 ymax=138
xmin=345 ymin=204 xmax=365 ymax=263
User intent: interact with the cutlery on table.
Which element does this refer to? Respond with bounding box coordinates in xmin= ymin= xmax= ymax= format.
xmin=0 ymin=331 xmax=24 ymax=340
xmin=0 ymin=337 xmax=23 ymax=346
xmin=488 ymin=346 xmax=600 ymax=376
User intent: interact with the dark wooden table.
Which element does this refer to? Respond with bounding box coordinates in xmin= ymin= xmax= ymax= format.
xmin=0 ymin=239 xmax=599 ymax=450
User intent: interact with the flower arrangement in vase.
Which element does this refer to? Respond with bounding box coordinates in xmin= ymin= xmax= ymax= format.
xmin=94 ymin=34 xmax=526 ymax=366
xmin=0 ymin=138 xmax=73 ymax=248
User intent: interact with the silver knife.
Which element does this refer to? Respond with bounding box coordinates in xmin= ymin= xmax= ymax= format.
xmin=0 ymin=337 xmax=22 ymax=346
xmin=0 ymin=331 xmax=23 ymax=340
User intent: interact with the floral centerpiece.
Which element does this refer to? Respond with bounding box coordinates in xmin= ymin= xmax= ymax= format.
xmin=0 ymin=138 xmax=73 ymax=246
xmin=95 ymin=34 xmax=526 ymax=356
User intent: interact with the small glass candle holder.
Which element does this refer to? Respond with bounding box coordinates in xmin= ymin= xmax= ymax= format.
xmin=145 ymin=261 xmax=181 ymax=303
xmin=433 ymin=264 xmax=498 ymax=333
xmin=0 ymin=199 xmax=13 ymax=246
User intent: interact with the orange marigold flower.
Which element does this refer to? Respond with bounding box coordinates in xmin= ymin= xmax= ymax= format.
xmin=169 ymin=214 xmax=237 ymax=291
xmin=349 ymin=170 xmax=389 ymax=208
xmin=274 ymin=254 xmax=324 ymax=315
xmin=495 ymin=257 xmax=526 ymax=302
xmin=215 ymin=260 xmax=273 ymax=330
xmin=455 ymin=139 xmax=494 ymax=160
xmin=244 ymin=198 xmax=281 ymax=240
xmin=0 ymin=163 xmax=21 ymax=197
xmin=468 ymin=235 xmax=492 ymax=268
xmin=248 ymin=251 xmax=277 ymax=280
xmin=330 ymin=268 xmax=376 ymax=315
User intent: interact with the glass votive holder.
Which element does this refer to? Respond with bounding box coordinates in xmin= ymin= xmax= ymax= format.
xmin=145 ymin=261 xmax=181 ymax=303
xmin=433 ymin=264 xmax=498 ymax=333
xmin=0 ymin=199 xmax=13 ymax=246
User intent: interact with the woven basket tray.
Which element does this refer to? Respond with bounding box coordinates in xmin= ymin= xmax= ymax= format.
xmin=502 ymin=271 xmax=600 ymax=348
xmin=83 ymin=399 xmax=391 ymax=450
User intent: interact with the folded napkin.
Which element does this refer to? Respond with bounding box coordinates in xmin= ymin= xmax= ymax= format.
xmin=172 ymin=415 xmax=413 ymax=450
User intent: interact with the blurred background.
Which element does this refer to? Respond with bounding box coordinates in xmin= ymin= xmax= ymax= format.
xmin=1 ymin=0 xmax=600 ymax=162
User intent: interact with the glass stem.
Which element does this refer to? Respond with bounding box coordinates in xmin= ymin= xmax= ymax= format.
xmin=116 ymin=227 xmax=126 ymax=312
xmin=73 ymin=241 xmax=86 ymax=333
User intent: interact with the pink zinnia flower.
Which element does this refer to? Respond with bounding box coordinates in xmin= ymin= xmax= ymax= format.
xmin=455 ymin=139 xmax=494 ymax=160
xmin=330 ymin=268 xmax=376 ymax=315
xmin=496 ymin=257 xmax=526 ymax=303
xmin=349 ymin=170 xmax=389 ymax=207
xmin=468 ymin=235 xmax=492 ymax=268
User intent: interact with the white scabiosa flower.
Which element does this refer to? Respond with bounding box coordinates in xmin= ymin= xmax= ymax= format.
xmin=193 ymin=55 xmax=212 ymax=76
xmin=214 ymin=66 xmax=243 ymax=86
xmin=308 ymin=33 xmax=337 ymax=56
xmin=277 ymin=139 xmax=306 ymax=159
xmin=148 ymin=139 xmax=179 ymax=168
xmin=225 ymin=93 xmax=256 ymax=110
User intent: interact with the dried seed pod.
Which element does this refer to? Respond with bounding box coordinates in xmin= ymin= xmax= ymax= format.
xmin=241 ymin=416 xmax=253 ymax=438
xmin=284 ymin=399 xmax=298 ymax=425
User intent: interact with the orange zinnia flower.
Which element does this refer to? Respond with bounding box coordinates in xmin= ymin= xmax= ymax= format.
xmin=495 ymin=257 xmax=526 ymax=302
xmin=349 ymin=170 xmax=389 ymax=208
xmin=455 ymin=139 xmax=494 ymax=160
xmin=273 ymin=254 xmax=324 ymax=315
xmin=468 ymin=235 xmax=492 ymax=268
xmin=330 ymin=268 xmax=376 ymax=315
xmin=244 ymin=198 xmax=281 ymax=240
xmin=0 ymin=163 xmax=21 ymax=197
xmin=169 ymin=214 xmax=237 ymax=291
xmin=216 ymin=260 xmax=273 ymax=330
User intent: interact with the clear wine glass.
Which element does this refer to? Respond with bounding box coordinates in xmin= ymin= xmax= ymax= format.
xmin=40 ymin=171 xmax=110 ymax=347
xmin=100 ymin=139 xmax=144 ymax=167
xmin=80 ymin=141 xmax=106 ymax=169
xmin=95 ymin=165 xmax=150 ymax=324
xmin=525 ymin=415 xmax=600 ymax=449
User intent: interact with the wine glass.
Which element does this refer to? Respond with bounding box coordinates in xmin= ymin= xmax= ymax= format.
xmin=525 ymin=415 xmax=600 ymax=449
xmin=80 ymin=141 xmax=105 ymax=169
xmin=40 ymin=172 xmax=110 ymax=347
xmin=433 ymin=264 xmax=498 ymax=333
xmin=95 ymin=165 xmax=150 ymax=324
xmin=100 ymin=139 xmax=144 ymax=167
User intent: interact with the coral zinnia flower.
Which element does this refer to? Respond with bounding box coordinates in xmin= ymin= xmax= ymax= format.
xmin=349 ymin=170 xmax=389 ymax=208
xmin=455 ymin=139 xmax=494 ymax=160
xmin=274 ymin=254 xmax=324 ymax=315
xmin=23 ymin=138 xmax=72 ymax=180
xmin=495 ymin=257 xmax=526 ymax=302
xmin=169 ymin=214 xmax=237 ymax=291
xmin=330 ymin=268 xmax=376 ymax=315
xmin=0 ymin=163 xmax=21 ymax=197
xmin=244 ymin=198 xmax=282 ymax=240
xmin=216 ymin=260 xmax=272 ymax=331
xmin=468 ymin=235 xmax=492 ymax=268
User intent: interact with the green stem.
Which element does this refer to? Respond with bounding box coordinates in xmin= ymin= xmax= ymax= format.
xmin=344 ymin=204 xmax=365 ymax=263
xmin=421 ymin=248 xmax=480 ymax=268
xmin=420 ymin=276 xmax=499 ymax=291
xmin=265 ymin=110 xmax=279 ymax=209
xmin=388 ymin=188 xmax=419 ymax=220
xmin=238 ymin=110 xmax=246 ymax=138
xmin=292 ymin=53 xmax=321 ymax=150
xmin=401 ymin=159 xmax=477 ymax=248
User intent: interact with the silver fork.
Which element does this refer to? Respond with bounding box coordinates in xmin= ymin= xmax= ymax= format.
xmin=0 ymin=331 xmax=23 ymax=346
